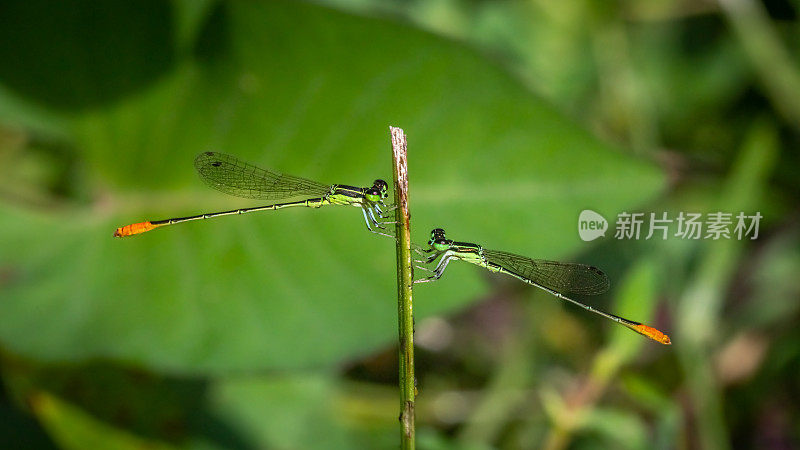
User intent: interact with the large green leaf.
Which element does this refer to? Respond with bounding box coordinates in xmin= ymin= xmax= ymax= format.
xmin=206 ymin=374 xmax=396 ymax=449
xmin=20 ymin=369 xmax=398 ymax=450
xmin=30 ymin=393 xmax=176 ymax=450
xmin=0 ymin=0 xmax=664 ymax=373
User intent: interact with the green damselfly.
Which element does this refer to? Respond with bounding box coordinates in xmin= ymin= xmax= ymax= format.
xmin=114 ymin=152 xmax=394 ymax=237
xmin=415 ymin=228 xmax=671 ymax=344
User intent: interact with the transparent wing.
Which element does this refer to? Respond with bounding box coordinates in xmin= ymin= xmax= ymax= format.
xmin=483 ymin=249 xmax=610 ymax=295
xmin=194 ymin=152 xmax=333 ymax=200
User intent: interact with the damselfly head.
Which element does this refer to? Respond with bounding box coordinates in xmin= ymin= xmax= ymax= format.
xmin=373 ymin=179 xmax=389 ymax=199
xmin=429 ymin=228 xmax=450 ymax=251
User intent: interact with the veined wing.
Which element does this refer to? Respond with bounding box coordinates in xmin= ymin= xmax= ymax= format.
xmin=194 ymin=152 xmax=332 ymax=200
xmin=483 ymin=249 xmax=610 ymax=295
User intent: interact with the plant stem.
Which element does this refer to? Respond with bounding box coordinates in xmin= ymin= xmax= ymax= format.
xmin=391 ymin=126 xmax=415 ymax=449
xmin=719 ymin=0 xmax=800 ymax=126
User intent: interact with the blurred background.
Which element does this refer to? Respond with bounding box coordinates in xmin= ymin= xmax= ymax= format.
xmin=0 ymin=0 xmax=798 ymax=448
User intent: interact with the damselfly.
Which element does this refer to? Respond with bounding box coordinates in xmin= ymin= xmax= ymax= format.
xmin=114 ymin=152 xmax=394 ymax=237
xmin=415 ymin=228 xmax=670 ymax=344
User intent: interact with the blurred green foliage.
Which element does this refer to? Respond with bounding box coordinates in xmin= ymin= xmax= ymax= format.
xmin=0 ymin=0 xmax=798 ymax=448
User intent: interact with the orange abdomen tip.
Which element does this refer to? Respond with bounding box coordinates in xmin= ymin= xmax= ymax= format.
xmin=113 ymin=221 xmax=157 ymax=237
xmin=635 ymin=324 xmax=672 ymax=345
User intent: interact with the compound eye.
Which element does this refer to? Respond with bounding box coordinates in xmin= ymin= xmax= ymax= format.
xmin=365 ymin=188 xmax=380 ymax=202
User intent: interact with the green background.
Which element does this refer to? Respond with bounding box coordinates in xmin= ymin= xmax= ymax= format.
xmin=0 ymin=0 xmax=797 ymax=448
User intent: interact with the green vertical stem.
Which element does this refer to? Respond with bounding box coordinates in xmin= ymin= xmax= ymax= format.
xmin=391 ymin=126 xmax=415 ymax=449
xmin=720 ymin=0 xmax=800 ymax=126
xmin=675 ymin=120 xmax=777 ymax=450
